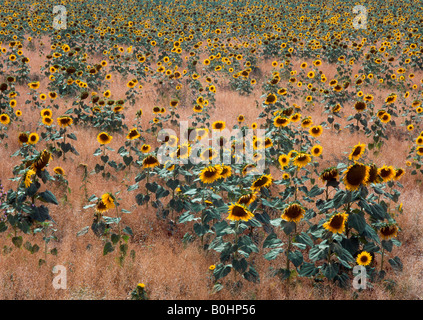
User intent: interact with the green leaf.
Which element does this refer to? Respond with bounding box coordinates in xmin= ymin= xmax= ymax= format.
xmin=213 ymin=264 xmax=232 ymax=280
xmin=243 ymin=265 xmax=260 ymax=283
xmin=295 ymin=232 xmax=314 ymax=247
xmin=288 ymin=250 xmax=303 ymax=267
xmin=233 ymin=258 xmax=248 ymax=273
xmin=103 ymin=242 xmax=114 ymax=255
xmin=298 ymin=262 xmax=318 ymax=277
xmin=12 ymin=236 xmax=23 ymax=248
xmin=382 ymin=240 xmax=393 ymax=252
xmin=264 ymin=248 xmax=284 ymax=261
xmin=38 ymin=190 xmax=59 ymax=205
xmin=388 ymin=256 xmax=403 ymax=272
xmin=0 ymin=222 xmax=7 ymax=233
xmin=263 ymin=233 xmax=283 ymax=249
xmin=348 ymin=212 xmax=367 ymax=234
xmin=123 ymin=226 xmax=133 ymax=236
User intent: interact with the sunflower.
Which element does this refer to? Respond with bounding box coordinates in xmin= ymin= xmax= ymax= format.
xmin=417 ymin=146 xmax=423 ymax=156
xmin=367 ymin=164 xmax=382 ymax=184
xmin=356 ymin=251 xmax=372 ymax=266
xmin=242 ymin=164 xmax=258 ymax=175
xmin=264 ymin=93 xmax=277 ymax=104
xmin=301 ymin=117 xmax=313 ymax=128
xmin=354 ymin=101 xmax=367 ymax=112
xmin=227 ymin=203 xmax=254 ymax=222
xmin=380 ymin=113 xmax=391 ymax=123
xmin=126 ymin=128 xmax=141 ymax=140
xmin=293 ymin=153 xmax=312 ymax=168
xmin=199 ymin=165 xmax=222 ymax=184
xmin=142 ymin=155 xmax=160 ymax=169
xmin=378 ymin=165 xmax=396 ymax=182
xmin=176 ymin=143 xmax=191 ymax=159
xmin=24 ymin=169 xmax=36 ymax=188
xmin=41 ymin=109 xmax=52 ymax=118
xmin=393 ymin=168 xmax=405 ymax=181
xmin=219 ymin=165 xmax=232 ymax=179
xmin=273 ymin=116 xmax=290 ymax=127
xmin=53 ymin=166 xmax=65 ymax=175
xmin=193 ymin=105 xmax=203 ymax=113
xmin=308 ymin=126 xmax=323 ymax=138
xmin=311 ymin=145 xmax=323 ymax=157
xmin=212 ymin=120 xmax=226 ymax=131
xmin=278 ymin=154 xmax=290 ymax=168
xmin=343 ymin=162 xmax=370 ymax=191
xmin=385 ymin=94 xmax=397 ymax=104
xmin=95 ymin=200 xmax=109 ymax=214
xmin=250 ymin=174 xmax=272 ymax=191
xmin=323 ymin=212 xmax=348 ymax=234
xmin=281 ymin=202 xmax=305 ymax=223
xmin=57 ymin=116 xmax=73 ymax=128
xmin=200 ymin=148 xmax=218 ymax=161
xmin=28 ymin=132 xmax=39 ymax=145
xmin=237 ymin=114 xmax=245 ymax=122
xmin=320 ymin=167 xmax=339 ymax=183
xmin=96 ymin=132 xmax=112 ymax=145
xmin=349 ymin=142 xmax=366 ymax=161
xmin=30 ymin=149 xmax=52 ymax=171
xmin=0 ymin=114 xmax=10 ymax=125
xmin=140 ymin=144 xmax=151 ymax=153
xmin=101 ymin=193 xmax=116 ymax=210
xmin=379 ymin=224 xmax=399 ymax=240
xmin=42 ymin=117 xmax=53 ymax=126
xmin=237 ymin=192 xmax=257 ymax=206
xmin=18 ymin=132 xmax=29 ymax=144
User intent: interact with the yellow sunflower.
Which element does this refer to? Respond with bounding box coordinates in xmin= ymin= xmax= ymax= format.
xmin=323 ymin=212 xmax=348 ymax=234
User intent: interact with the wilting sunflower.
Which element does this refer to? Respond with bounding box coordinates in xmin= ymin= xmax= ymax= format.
xmin=199 ymin=165 xmax=222 ymax=184
xmin=320 ymin=167 xmax=339 ymax=184
xmin=393 ymin=168 xmax=405 ymax=181
xmin=379 ymin=224 xmax=399 ymax=240
xmin=57 ymin=116 xmax=73 ymax=128
xmin=356 ymin=251 xmax=372 ymax=266
xmin=126 ymin=128 xmax=141 ymax=140
xmin=349 ymin=142 xmax=366 ymax=161
xmin=293 ymin=153 xmax=312 ymax=169
xmin=97 ymin=132 xmax=113 ymax=145
xmin=343 ymin=162 xmax=370 ymax=191
xmin=53 ymin=166 xmax=65 ymax=176
xmin=24 ymin=169 xmax=36 ymax=188
xmin=29 ymin=149 xmax=52 ymax=171
xmin=95 ymin=200 xmax=109 ymax=214
xmin=309 ymin=125 xmax=323 ymax=137
xmin=354 ymin=101 xmax=367 ymax=112
xmin=250 ymin=174 xmax=272 ymax=191
xmin=28 ymin=133 xmax=39 ymax=145
xmin=378 ymin=165 xmax=396 ymax=182
xmin=311 ymin=145 xmax=323 ymax=157
xmin=237 ymin=192 xmax=257 ymax=206
xmin=227 ymin=203 xmax=254 ymax=222
xmin=212 ymin=120 xmax=226 ymax=131
xmin=101 ymin=193 xmax=116 ymax=210
xmin=278 ymin=154 xmax=290 ymax=168
xmin=0 ymin=114 xmax=10 ymax=125
xmin=323 ymin=212 xmax=348 ymax=234
xmin=281 ymin=202 xmax=305 ymax=223
xmin=367 ymin=164 xmax=382 ymax=184
xmin=142 ymin=155 xmax=160 ymax=169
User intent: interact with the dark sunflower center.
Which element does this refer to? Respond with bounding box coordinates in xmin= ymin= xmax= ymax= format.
xmin=253 ymin=176 xmax=268 ymax=187
xmin=285 ymin=205 xmax=302 ymax=219
xmin=346 ymin=164 xmax=367 ymax=186
xmin=329 ymin=215 xmax=344 ymax=230
xmin=232 ymin=205 xmax=248 ymax=217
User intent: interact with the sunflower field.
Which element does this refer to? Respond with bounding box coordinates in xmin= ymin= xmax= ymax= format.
xmin=0 ymin=0 xmax=422 ymax=300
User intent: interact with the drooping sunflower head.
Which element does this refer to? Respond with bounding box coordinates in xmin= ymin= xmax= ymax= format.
xmin=354 ymin=101 xmax=367 ymax=112
xmin=379 ymin=224 xmax=399 ymax=240
xmin=343 ymin=162 xmax=370 ymax=191
xmin=142 ymin=155 xmax=160 ymax=169
xmin=281 ymin=202 xmax=305 ymax=223
xmin=101 ymin=193 xmax=116 ymax=210
xmin=97 ymin=132 xmax=112 ymax=145
xmin=250 ymin=174 xmax=272 ymax=191
xmin=320 ymin=167 xmax=339 ymax=183
xmin=95 ymin=199 xmax=109 ymax=214
xmin=356 ymin=251 xmax=372 ymax=266
xmin=53 ymin=166 xmax=65 ymax=176
xmin=31 ymin=149 xmax=52 ymax=171
xmin=237 ymin=192 xmax=257 ymax=206
xmin=323 ymin=212 xmax=348 ymax=234
xmin=227 ymin=203 xmax=254 ymax=222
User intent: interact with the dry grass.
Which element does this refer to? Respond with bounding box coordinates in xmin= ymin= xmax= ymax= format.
xmin=1 ymin=38 xmax=423 ymax=301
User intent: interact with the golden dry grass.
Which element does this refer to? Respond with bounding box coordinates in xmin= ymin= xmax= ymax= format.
xmin=1 ymin=38 xmax=423 ymax=301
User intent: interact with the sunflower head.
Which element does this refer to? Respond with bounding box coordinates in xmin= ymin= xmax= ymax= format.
xmin=343 ymin=162 xmax=370 ymax=191
xmin=250 ymin=174 xmax=272 ymax=191
xmin=97 ymin=132 xmax=113 ymax=145
xmin=227 ymin=203 xmax=254 ymax=222
xmin=323 ymin=212 xmax=348 ymax=234
xmin=199 ymin=165 xmax=222 ymax=184
xmin=142 ymin=155 xmax=160 ymax=169
xmin=356 ymin=251 xmax=372 ymax=266
xmin=379 ymin=224 xmax=399 ymax=240
xmin=349 ymin=143 xmax=366 ymax=161
xmin=281 ymin=202 xmax=305 ymax=223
